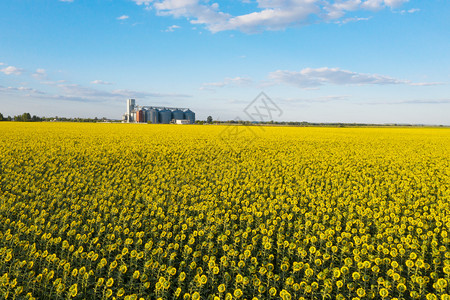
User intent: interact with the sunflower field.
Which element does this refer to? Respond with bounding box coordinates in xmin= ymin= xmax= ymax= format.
xmin=0 ymin=122 xmax=449 ymax=300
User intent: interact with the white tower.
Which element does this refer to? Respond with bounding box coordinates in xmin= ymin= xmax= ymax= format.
xmin=127 ymin=99 xmax=135 ymax=122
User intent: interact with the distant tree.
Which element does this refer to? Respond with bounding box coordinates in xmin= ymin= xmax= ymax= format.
xmin=206 ymin=116 xmax=213 ymax=124
xmin=32 ymin=115 xmax=42 ymax=122
xmin=14 ymin=113 xmax=32 ymax=122
xmin=23 ymin=113 xmax=32 ymax=121
xmin=0 ymin=112 xmax=3 ymax=121
xmin=7 ymin=116 xmax=12 ymax=121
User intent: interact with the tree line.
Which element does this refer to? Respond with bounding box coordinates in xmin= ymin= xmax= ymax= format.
xmin=0 ymin=112 xmax=42 ymax=122
xmin=0 ymin=112 xmax=120 ymax=123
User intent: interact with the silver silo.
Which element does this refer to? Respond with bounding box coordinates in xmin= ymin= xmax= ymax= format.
xmin=146 ymin=108 xmax=159 ymax=124
xmin=184 ymin=109 xmax=195 ymax=124
xmin=172 ymin=109 xmax=184 ymax=121
xmin=159 ymin=108 xmax=172 ymax=124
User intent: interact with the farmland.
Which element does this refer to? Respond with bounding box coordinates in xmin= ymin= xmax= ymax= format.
xmin=0 ymin=123 xmax=449 ymax=299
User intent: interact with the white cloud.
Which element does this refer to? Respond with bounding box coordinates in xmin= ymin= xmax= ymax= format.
xmin=269 ymin=67 xmax=443 ymax=88
xmin=384 ymin=0 xmax=409 ymax=8
xmin=0 ymin=86 xmax=46 ymax=96
xmin=269 ymin=67 xmax=408 ymax=88
xmin=131 ymin=0 xmax=410 ymax=33
xmin=41 ymin=80 xmax=67 ymax=85
xmin=361 ymin=0 xmax=384 ymax=10
xmin=361 ymin=0 xmax=408 ymax=10
xmin=1 ymin=66 xmax=24 ymax=75
xmin=91 ymin=80 xmax=113 ymax=85
xmin=367 ymin=99 xmax=450 ymax=105
xmin=0 ymin=62 xmax=4 ymax=66
xmin=200 ymin=67 xmax=443 ymax=91
xmin=407 ymin=8 xmax=419 ymax=13
xmin=217 ymin=5 xmax=318 ymax=32
xmin=399 ymin=99 xmax=450 ymax=104
xmin=117 ymin=15 xmax=129 ymax=20
xmin=32 ymin=68 xmax=47 ymax=79
xmin=110 ymin=89 xmax=191 ymax=98
xmin=397 ymin=8 xmax=419 ymax=14
xmin=201 ymin=77 xmax=252 ymax=90
xmin=337 ymin=16 xmax=371 ymax=24
xmin=282 ymin=95 xmax=351 ymax=103
xmin=325 ymin=0 xmax=362 ymax=19
xmin=164 ymin=25 xmax=181 ymax=32
xmin=1 ymin=81 xmax=191 ymax=104
xmin=54 ymin=83 xmax=191 ymax=102
xmin=133 ymin=0 xmax=153 ymax=5
xmin=409 ymin=82 xmax=444 ymax=86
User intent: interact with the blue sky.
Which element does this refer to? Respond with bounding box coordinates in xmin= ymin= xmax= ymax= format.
xmin=0 ymin=0 xmax=449 ymax=124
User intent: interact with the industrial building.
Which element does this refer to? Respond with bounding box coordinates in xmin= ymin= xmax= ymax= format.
xmin=123 ymin=99 xmax=195 ymax=124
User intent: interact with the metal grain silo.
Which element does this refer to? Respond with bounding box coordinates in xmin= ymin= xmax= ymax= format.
xmin=184 ymin=109 xmax=195 ymax=124
xmin=172 ymin=109 xmax=184 ymax=121
xmin=159 ymin=108 xmax=172 ymax=124
xmin=146 ymin=108 xmax=159 ymax=124
xmin=136 ymin=110 xmax=145 ymax=123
